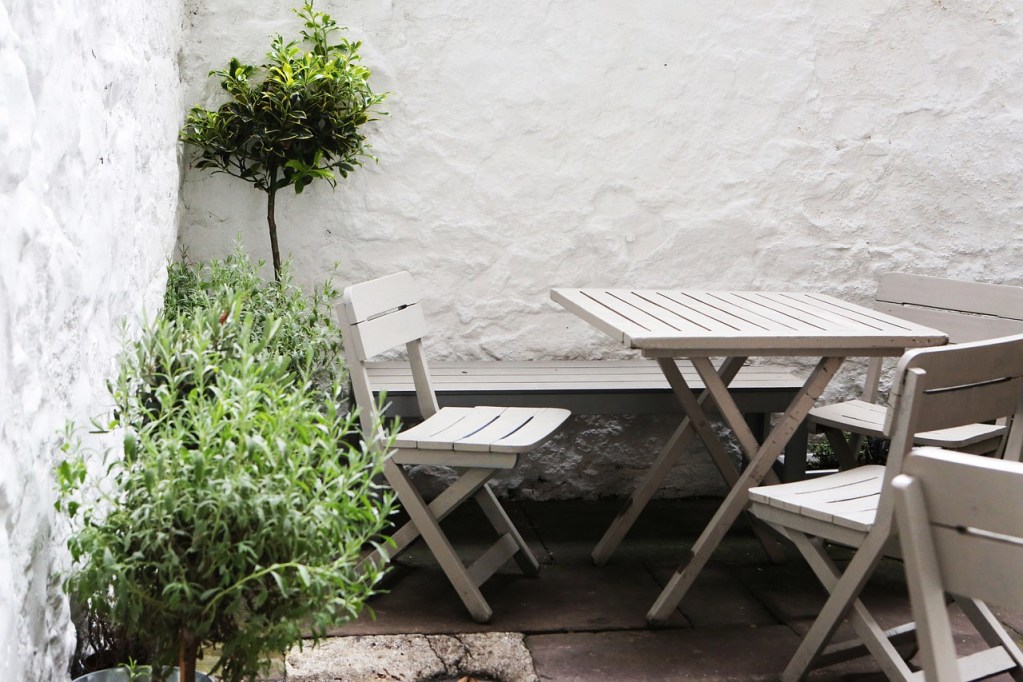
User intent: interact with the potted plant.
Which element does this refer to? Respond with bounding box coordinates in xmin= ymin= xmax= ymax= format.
xmin=58 ymin=252 xmax=395 ymax=682
xmin=179 ymin=1 xmax=387 ymax=281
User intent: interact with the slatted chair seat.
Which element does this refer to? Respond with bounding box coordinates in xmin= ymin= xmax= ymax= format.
xmin=806 ymin=274 xmax=1023 ymax=467
xmin=337 ymin=271 xmax=570 ymax=623
xmin=749 ymin=465 xmax=883 ymax=540
xmin=810 ymin=399 xmax=1005 ymax=449
xmin=749 ymin=333 xmax=1023 ymax=681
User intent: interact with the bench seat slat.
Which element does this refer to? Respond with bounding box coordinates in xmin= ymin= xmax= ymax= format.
xmin=367 ymin=360 xmax=803 ymax=392
xmin=367 ymin=359 xmax=806 ymax=428
xmin=368 ymin=358 xmax=810 ymax=480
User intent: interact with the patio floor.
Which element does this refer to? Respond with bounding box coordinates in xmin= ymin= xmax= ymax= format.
xmin=285 ymin=498 xmax=1023 ymax=681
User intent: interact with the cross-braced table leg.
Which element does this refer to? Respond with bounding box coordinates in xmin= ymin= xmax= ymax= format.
xmin=591 ymin=357 xmax=747 ymax=565
xmin=646 ymin=356 xmax=844 ymax=624
xmin=657 ymin=356 xmax=787 ymax=564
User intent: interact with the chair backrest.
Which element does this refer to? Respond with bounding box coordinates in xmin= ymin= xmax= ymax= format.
xmin=859 ymin=274 xmax=1023 ymax=401
xmin=873 ymin=334 xmax=1023 ymax=527
xmin=893 ymin=448 xmax=1023 ymax=680
xmin=337 ymin=272 xmax=440 ymax=436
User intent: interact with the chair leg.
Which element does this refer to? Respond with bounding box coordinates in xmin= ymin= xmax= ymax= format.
xmin=783 ymin=531 xmax=916 ymax=681
xmin=359 ymin=467 xmax=493 ymax=571
xmin=956 ymin=598 xmax=1023 ymax=681
xmin=822 ymin=428 xmax=859 ymax=470
xmin=383 ymin=460 xmax=494 ymax=623
xmin=474 ymin=484 xmax=540 ymax=576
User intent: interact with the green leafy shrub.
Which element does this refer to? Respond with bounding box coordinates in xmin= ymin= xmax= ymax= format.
xmin=59 ymin=254 xmax=394 ymax=682
xmin=179 ymin=1 xmax=387 ymax=280
xmin=164 ymin=247 xmax=345 ymax=399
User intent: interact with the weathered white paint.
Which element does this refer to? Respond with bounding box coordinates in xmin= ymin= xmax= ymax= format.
xmin=0 ymin=1 xmax=183 ymax=678
xmin=178 ymin=0 xmax=1023 ymax=499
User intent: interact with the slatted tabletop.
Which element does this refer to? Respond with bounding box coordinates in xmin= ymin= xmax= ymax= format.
xmin=551 ymin=288 xmax=948 ymax=356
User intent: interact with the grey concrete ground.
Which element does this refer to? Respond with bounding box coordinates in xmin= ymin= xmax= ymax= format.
xmin=285 ymin=498 xmax=1023 ymax=681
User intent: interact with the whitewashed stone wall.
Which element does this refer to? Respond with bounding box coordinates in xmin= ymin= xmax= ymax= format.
xmin=0 ymin=1 xmax=183 ymax=679
xmin=180 ymin=1 xmax=1023 ymax=498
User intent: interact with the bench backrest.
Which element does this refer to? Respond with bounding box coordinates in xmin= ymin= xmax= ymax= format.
xmin=860 ymin=274 xmax=1023 ymax=401
xmin=337 ymin=272 xmax=440 ymax=436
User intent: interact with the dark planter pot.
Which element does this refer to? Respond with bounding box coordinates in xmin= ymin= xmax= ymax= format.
xmin=72 ymin=667 xmax=213 ymax=682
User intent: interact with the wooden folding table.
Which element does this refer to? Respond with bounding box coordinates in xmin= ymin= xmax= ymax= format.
xmin=551 ymin=287 xmax=947 ymax=623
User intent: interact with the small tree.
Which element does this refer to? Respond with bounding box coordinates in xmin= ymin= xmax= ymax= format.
xmin=58 ymin=253 xmax=395 ymax=682
xmin=180 ymin=1 xmax=386 ymax=280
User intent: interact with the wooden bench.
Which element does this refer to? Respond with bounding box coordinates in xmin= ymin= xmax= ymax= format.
xmin=366 ymin=359 xmax=812 ymax=480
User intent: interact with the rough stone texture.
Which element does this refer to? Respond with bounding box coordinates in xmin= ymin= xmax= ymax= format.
xmin=286 ymin=632 xmax=538 ymax=682
xmin=177 ymin=0 xmax=1023 ymax=499
xmin=0 ymin=1 xmax=183 ymax=679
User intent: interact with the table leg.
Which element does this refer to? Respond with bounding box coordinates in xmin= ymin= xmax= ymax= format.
xmin=647 ymin=356 xmax=844 ymax=624
xmin=590 ymin=357 xmax=745 ymax=565
xmin=667 ymin=357 xmax=786 ymax=564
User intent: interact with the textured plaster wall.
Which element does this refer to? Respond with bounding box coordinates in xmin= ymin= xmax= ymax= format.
xmin=180 ymin=1 xmax=1023 ymax=498
xmin=0 ymin=1 xmax=183 ymax=679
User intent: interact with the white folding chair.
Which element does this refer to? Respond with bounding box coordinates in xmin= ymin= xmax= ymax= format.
xmin=337 ymin=272 xmax=571 ymax=623
xmin=749 ymin=333 xmax=1023 ymax=680
xmin=808 ymin=274 xmax=1023 ymax=468
xmin=893 ymin=448 xmax=1023 ymax=682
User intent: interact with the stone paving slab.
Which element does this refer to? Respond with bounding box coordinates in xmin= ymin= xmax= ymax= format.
xmin=287 ymin=632 xmax=537 ymax=682
xmin=526 ymin=625 xmax=803 ymax=681
xmin=646 ymin=563 xmax=777 ymax=628
xmin=335 ymin=563 xmax=687 ymax=636
xmin=294 ymin=498 xmax=1023 ymax=681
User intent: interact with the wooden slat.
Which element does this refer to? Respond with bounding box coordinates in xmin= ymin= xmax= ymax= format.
xmin=911 ymin=379 xmax=1023 ymax=434
xmin=367 ymin=359 xmax=803 ymax=391
xmin=806 ymin=293 xmax=925 ymax=331
xmin=610 ymin=291 xmax=704 ymax=332
xmin=549 ymin=289 xmax=651 ymax=344
xmin=767 ymin=292 xmax=896 ymax=332
xmin=410 ymin=406 xmax=506 ymax=450
xmin=809 ymin=400 xmax=887 ymax=436
xmin=873 ymin=303 xmax=1023 ymax=343
xmin=452 ymin=407 xmax=538 ymax=450
xmin=352 ymin=303 xmax=428 ymax=360
xmin=877 ymin=273 xmax=1023 ymax=320
xmin=390 ymin=448 xmax=518 ymax=468
xmin=628 ymin=290 xmax=756 ymax=333
xmin=582 ymin=290 xmax=685 ymax=335
xmin=397 ymin=405 xmax=569 ymax=454
xmin=895 ymin=333 xmax=1023 ymax=387
xmin=912 ymin=422 xmax=1005 ymax=448
xmin=904 ymin=449 xmax=1023 ymax=538
xmin=728 ymin=292 xmax=838 ymax=331
xmin=952 ymin=648 xmax=1018 ymax=681
xmin=749 ymin=465 xmax=885 ymax=534
xmin=343 ymin=271 xmax=419 ymax=323
xmin=489 ymin=407 xmax=572 ymax=453
xmin=393 ymin=407 xmax=478 ymax=447
xmin=932 ymin=527 xmax=1023 ymax=609
xmin=367 ymin=359 xmax=806 ymax=420
xmin=466 ymin=533 xmax=520 ymax=587
xmin=663 ymin=291 xmax=797 ymax=333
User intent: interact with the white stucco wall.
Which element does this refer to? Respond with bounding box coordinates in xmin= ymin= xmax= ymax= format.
xmin=0 ymin=1 xmax=183 ymax=679
xmin=179 ymin=1 xmax=1023 ymax=498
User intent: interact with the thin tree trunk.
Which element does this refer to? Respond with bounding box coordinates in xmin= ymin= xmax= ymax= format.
xmin=178 ymin=626 xmax=199 ymax=682
xmin=267 ymin=183 xmax=282 ymax=282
